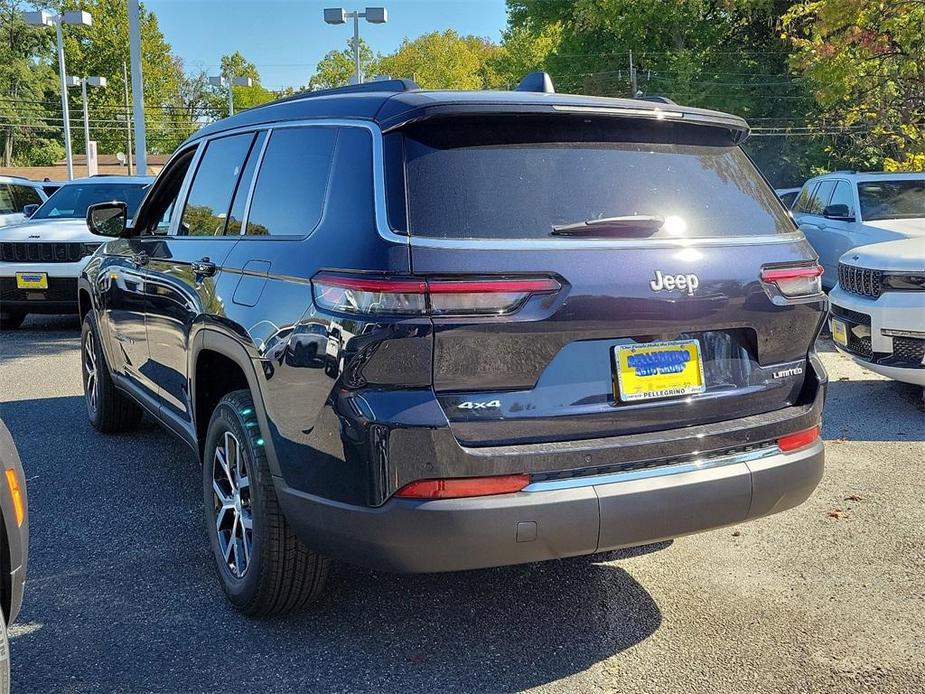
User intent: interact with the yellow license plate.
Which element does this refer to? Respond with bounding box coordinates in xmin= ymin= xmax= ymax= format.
xmin=15 ymin=272 xmax=48 ymax=289
xmin=831 ymin=318 xmax=848 ymax=346
xmin=614 ymin=339 xmax=706 ymax=402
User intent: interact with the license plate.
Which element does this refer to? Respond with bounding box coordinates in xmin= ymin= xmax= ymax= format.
xmin=15 ymin=272 xmax=48 ymax=289
xmin=613 ymin=339 xmax=706 ymax=402
xmin=831 ymin=318 xmax=848 ymax=346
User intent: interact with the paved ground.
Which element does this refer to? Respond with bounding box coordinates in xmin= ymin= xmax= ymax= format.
xmin=1 ymin=315 xmax=923 ymax=693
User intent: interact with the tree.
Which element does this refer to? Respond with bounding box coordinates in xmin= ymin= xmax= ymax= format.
xmin=488 ymin=23 xmax=562 ymax=89
xmin=308 ymin=37 xmax=374 ymax=90
xmin=0 ymin=0 xmax=60 ymax=166
xmin=216 ymin=50 xmax=276 ymax=114
xmin=782 ymin=0 xmax=925 ymax=171
xmin=372 ymin=30 xmax=503 ymax=89
xmin=32 ymin=0 xmax=192 ymax=157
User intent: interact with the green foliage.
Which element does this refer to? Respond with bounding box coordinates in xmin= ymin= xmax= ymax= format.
xmin=782 ymin=0 xmax=925 ymax=171
xmin=373 ymin=30 xmax=503 ymax=89
xmin=308 ymin=37 xmax=375 ymax=90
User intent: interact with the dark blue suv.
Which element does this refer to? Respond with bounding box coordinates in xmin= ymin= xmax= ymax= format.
xmin=78 ymin=74 xmax=827 ymax=615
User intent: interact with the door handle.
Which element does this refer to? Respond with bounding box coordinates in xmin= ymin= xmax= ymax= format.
xmin=132 ymin=252 xmax=149 ymax=267
xmin=191 ymin=257 xmax=217 ymax=277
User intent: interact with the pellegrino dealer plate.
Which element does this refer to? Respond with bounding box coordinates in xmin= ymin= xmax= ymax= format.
xmin=613 ymin=339 xmax=706 ymax=402
xmin=15 ymin=272 xmax=48 ymax=290
xmin=831 ymin=319 xmax=848 ymax=346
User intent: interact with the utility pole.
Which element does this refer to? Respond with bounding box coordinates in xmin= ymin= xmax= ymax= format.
xmin=629 ymin=50 xmax=638 ymax=97
xmin=128 ymin=0 xmax=147 ymax=175
xmin=55 ymin=20 xmax=73 ymax=179
xmin=123 ymin=61 xmax=133 ymax=175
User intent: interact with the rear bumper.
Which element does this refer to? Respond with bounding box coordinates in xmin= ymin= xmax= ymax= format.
xmin=277 ymin=440 xmax=824 ymax=573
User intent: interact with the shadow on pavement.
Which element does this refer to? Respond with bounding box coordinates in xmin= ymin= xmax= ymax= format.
xmin=0 ymin=315 xmax=81 ymax=363
xmin=823 ymin=377 xmax=924 ymax=442
xmin=2 ymin=394 xmax=662 ymax=693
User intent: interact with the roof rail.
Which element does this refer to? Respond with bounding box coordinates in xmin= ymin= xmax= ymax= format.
xmin=516 ymin=71 xmax=555 ymax=94
xmin=636 ymin=95 xmax=677 ymax=105
xmin=264 ymin=78 xmax=420 ymax=108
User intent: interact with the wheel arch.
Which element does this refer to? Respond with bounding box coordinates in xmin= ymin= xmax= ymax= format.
xmin=191 ymin=330 xmax=282 ymax=476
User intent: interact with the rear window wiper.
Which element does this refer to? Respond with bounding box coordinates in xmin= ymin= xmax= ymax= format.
xmin=551 ymin=215 xmax=665 ymax=237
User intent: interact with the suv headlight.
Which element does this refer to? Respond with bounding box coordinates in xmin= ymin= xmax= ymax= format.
xmin=881 ymin=272 xmax=925 ymax=291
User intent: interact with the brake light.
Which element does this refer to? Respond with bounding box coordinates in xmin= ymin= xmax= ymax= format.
xmin=760 ymin=264 xmax=824 ymax=298
xmin=312 ymin=273 xmax=561 ymax=316
xmin=395 ymin=474 xmax=530 ymax=499
xmin=778 ymin=425 xmax=820 ymax=452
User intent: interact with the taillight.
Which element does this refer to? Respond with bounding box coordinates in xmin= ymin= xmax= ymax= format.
xmin=395 ymin=474 xmax=530 ymax=499
xmin=778 ymin=425 xmax=820 ymax=452
xmin=312 ymin=273 xmax=561 ymax=316
xmin=760 ymin=264 xmax=824 ymax=298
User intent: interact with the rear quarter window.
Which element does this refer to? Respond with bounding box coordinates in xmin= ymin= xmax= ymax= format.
xmin=394 ymin=116 xmax=795 ymax=240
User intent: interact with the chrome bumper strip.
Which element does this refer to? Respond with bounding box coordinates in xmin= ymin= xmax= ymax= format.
xmin=522 ymin=446 xmax=781 ymax=492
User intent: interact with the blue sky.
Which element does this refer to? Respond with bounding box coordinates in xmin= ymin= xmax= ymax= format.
xmin=145 ymin=0 xmax=510 ymax=90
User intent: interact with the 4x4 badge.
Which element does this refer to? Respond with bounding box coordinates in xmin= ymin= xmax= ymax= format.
xmin=650 ymin=270 xmax=700 ymax=296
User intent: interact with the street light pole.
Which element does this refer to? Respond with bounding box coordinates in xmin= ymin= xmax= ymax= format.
xmin=69 ymin=76 xmax=106 ymax=176
xmin=24 ymin=10 xmax=93 ymax=180
xmin=127 ymin=0 xmax=147 ymax=175
xmin=323 ymin=7 xmax=388 ymax=85
xmin=123 ymin=61 xmax=133 ymax=176
xmin=54 ymin=20 xmax=73 ymax=180
xmin=209 ymin=75 xmax=253 ymax=118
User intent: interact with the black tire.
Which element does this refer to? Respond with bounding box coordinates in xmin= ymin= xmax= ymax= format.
xmin=0 ymin=311 xmax=24 ymax=331
xmin=81 ymin=312 xmax=142 ymax=433
xmin=0 ymin=607 xmax=10 ymax=694
xmin=203 ymin=390 xmax=329 ymax=616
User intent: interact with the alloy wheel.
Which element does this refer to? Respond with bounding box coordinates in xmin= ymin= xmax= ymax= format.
xmin=83 ymin=331 xmax=98 ymax=415
xmin=212 ymin=431 xmax=253 ymax=578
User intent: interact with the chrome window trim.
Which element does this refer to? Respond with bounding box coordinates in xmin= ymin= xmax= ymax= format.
xmin=183 ymin=117 xmax=806 ymax=251
xmin=522 ymin=445 xmax=781 ymax=493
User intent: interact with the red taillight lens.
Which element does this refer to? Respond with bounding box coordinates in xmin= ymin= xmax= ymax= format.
xmin=778 ymin=425 xmax=820 ymax=452
xmin=312 ymin=273 xmax=560 ymax=316
xmin=760 ymin=264 xmax=824 ymax=298
xmin=395 ymin=474 xmax=530 ymax=499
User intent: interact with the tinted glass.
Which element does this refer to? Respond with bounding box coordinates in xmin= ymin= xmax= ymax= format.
xmin=778 ymin=191 xmax=799 ymax=208
xmin=32 ymin=183 xmax=148 ymax=220
xmin=398 ymin=117 xmax=794 ymax=239
xmin=0 ymin=185 xmax=14 ymax=214
xmin=180 ymin=133 xmax=254 ymax=236
xmin=792 ymin=183 xmax=818 ymax=213
xmin=226 ymin=131 xmax=266 ymax=235
xmin=245 ymin=127 xmax=337 ymax=236
xmin=828 ymin=181 xmax=855 ymax=215
xmin=858 ymin=179 xmax=925 ymax=221
xmin=10 ymin=184 xmax=42 ymax=209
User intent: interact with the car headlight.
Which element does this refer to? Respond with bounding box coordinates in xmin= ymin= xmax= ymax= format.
xmin=881 ymin=272 xmax=925 ymax=291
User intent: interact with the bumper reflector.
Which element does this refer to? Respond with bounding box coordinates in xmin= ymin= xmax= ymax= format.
xmin=778 ymin=425 xmax=820 ymax=453
xmin=396 ymin=474 xmax=530 ymax=499
xmin=4 ymin=468 xmax=24 ymax=527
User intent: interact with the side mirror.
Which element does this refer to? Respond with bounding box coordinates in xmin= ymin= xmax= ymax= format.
xmin=22 ymin=203 xmax=39 ymax=218
xmin=87 ymin=201 xmax=128 ymax=237
xmin=823 ymin=204 xmax=854 ymax=221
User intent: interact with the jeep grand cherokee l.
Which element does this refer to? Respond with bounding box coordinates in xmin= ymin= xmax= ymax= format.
xmin=78 ymin=74 xmax=827 ymax=615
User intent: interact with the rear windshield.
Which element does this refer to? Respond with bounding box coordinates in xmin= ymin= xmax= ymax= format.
xmin=857 ymin=179 xmax=924 ymax=221
xmin=391 ymin=116 xmax=794 ymax=240
xmin=32 ymin=182 xmax=148 ymax=220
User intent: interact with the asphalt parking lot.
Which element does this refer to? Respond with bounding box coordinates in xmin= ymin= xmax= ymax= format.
xmin=1 ymin=314 xmax=923 ymax=693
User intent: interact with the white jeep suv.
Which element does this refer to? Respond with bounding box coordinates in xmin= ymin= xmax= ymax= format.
xmin=0 ymin=176 xmax=150 ymax=329
xmin=829 ymin=237 xmax=925 ymax=386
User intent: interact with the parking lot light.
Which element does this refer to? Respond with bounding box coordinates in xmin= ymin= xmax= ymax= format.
xmin=68 ymin=76 xmax=108 ymax=175
xmin=323 ymin=7 xmax=388 ymax=84
xmin=22 ymin=8 xmax=94 ymax=180
xmin=210 ymin=75 xmax=254 ymax=117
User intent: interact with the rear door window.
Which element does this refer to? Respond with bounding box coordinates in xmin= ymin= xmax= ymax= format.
xmin=393 ymin=116 xmax=795 ymax=240
xmin=180 ymin=132 xmax=255 ymax=236
xmin=9 ymin=184 xmax=42 ymax=210
xmin=244 ymin=127 xmax=337 ymax=236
